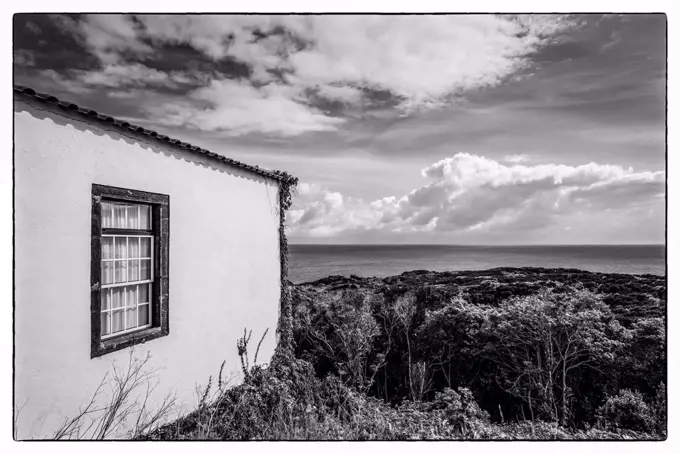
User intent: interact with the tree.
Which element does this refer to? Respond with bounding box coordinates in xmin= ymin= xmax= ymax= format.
xmin=393 ymin=292 xmax=418 ymax=400
xmin=475 ymin=287 xmax=624 ymax=426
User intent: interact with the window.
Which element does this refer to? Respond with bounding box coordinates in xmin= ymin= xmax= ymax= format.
xmin=100 ymin=203 xmax=153 ymax=338
xmin=91 ymin=185 xmax=169 ymax=358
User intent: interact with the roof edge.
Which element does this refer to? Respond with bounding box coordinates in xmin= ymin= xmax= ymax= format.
xmin=13 ymin=85 xmax=298 ymax=185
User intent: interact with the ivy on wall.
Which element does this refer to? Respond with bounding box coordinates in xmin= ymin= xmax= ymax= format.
xmin=271 ymin=174 xmax=299 ymax=367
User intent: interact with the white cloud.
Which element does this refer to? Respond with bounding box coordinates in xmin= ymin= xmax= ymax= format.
xmin=37 ymin=70 xmax=95 ymax=94
xmin=144 ymin=79 xmax=345 ymax=136
xmin=74 ymin=64 xmax=171 ymax=87
xmin=57 ymin=14 xmax=152 ymax=64
xmin=504 ymin=154 xmax=530 ymax=163
xmin=56 ymin=14 xmax=580 ymax=136
xmin=287 ymin=153 xmax=664 ymax=238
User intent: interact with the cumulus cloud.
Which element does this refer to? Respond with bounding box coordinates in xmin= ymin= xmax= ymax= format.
xmin=287 ymin=153 xmax=664 ymax=238
xmin=52 ymin=14 xmax=581 ymax=136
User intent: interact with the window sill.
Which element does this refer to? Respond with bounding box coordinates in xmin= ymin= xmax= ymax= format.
xmin=92 ymin=326 xmax=168 ymax=358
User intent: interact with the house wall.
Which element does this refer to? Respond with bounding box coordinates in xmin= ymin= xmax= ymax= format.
xmin=14 ymin=98 xmax=282 ymax=439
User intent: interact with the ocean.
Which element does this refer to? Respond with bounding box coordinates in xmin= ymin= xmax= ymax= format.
xmin=288 ymin=244 xmax=666 ymax=283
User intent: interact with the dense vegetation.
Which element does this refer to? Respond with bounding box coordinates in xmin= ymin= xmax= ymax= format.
xmin=141 ymin=267 xmax=665 ymax=440
xmin=290 ymin=268 xmax=666 ymax=438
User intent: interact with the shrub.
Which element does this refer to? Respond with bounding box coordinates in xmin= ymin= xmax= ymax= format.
xmin=596 ymin=389 xmax=653 ymax=433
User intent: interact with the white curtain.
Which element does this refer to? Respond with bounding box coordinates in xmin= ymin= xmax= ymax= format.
xmin=102 ymin=203 xmax=113 ymax=228
xmin=128 ymin=260 xmax=140 ymax=281
xmin=126 ymin=308 xmax=137 ymax=329
xmin=140 ymin=259 xmax=151 ymax=280
xmin=140 ymin=237 xmax=151 ymax=257
xmin=115 ymin=261 xmax=128 ymax=284
xmin=114 ymin=204 xmax=126 ymax=229
xmin=126 ymin=285 xmax=137 ymax=307
xmin=139 ymin=205 xmax=150 ymax=230
xmin=102 ymin=202 xmax=151 ymax=230
xmin=115 ymin=237 xmax=127 ymax=259
xmin=129 ymin=237 xmax=140 ymax=258
xmin=102 ymin=288 xmax=111 ymax=310
xmin=102 ymin=261 xmax=113 ymax=285
xmin=112 ymin=310 xmax=124 ymax=333
xmin=112 ymin=288 xmax=124 ymax=309
xmin=101 ymin=312 xmax=110 ymax=336
xmin=102 ymin=237 xmax=113 ymax=259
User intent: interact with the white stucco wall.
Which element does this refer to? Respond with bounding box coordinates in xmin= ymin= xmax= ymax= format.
xmin=14 ymin=98 xmax=283 ymax=439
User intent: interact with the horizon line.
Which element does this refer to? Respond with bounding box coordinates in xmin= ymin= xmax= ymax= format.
xmin=288 ymin=243 xmax=666 ymax=247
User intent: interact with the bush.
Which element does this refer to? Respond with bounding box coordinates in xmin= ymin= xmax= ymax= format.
xmin=596 ymin=389 xmax=653 ymax=433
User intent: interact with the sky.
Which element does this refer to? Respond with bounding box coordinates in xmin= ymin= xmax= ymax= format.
xmin=13 ymin=14 xmax=666 ymax=245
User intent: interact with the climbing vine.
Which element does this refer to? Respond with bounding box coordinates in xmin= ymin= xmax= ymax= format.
xmin=271 ymin=174 xmax=299 ymax=368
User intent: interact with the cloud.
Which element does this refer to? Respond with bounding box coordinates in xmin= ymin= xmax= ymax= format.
xmin=50 ymin=14 xmax=581 ymax=136
xmin=143 ymin=79 xmax=345 ymax=136
xmin=61 ymin=14 xmax=152 ymax=64
xmin=287 ymin=153 xmax=664 ymax=238
xmin=504 ymin=154 xmax=530 ymax=163
xmin=14 ymin=49 xmax=35 ymax=67
xmin=25 ymin=21 xmax=42 ymax=35
xmin=36 ymin=69 xmax=95 ymax=94
xmin=74 ymin=63 xmax=183 ymax=87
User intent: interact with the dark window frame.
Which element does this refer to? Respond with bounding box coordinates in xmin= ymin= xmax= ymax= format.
xmin=91 ymin=184 xmax=170 ymax=358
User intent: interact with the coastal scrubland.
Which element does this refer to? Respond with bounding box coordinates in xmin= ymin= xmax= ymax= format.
xmin=46 ymin=267 xmax=665 ymax=440
xmin=141 ymin=267 xmax=666 ymax=440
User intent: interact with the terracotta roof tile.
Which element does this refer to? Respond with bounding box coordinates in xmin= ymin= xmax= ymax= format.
xmin=14 ymin=85 xmax=297 ymax=184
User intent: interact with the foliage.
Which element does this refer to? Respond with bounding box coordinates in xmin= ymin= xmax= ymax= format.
xmin=291 ymin=268 xmax=666 ymax=435
xmin=596 ymin=389 xmax=655 ymax=434
xmin=56 ymin=267 xmax=664 ymax=440
xmin=273 ymin=175 xmax=298 ymax=360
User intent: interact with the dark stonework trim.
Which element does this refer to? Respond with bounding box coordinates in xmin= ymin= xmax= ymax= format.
xmin=90 ymin=193 xmax=102 ymax=358
xmin=92 ymin=184 xmax=169 ymax=206
xmin=91 ymin=184 xmax=170 ymax=358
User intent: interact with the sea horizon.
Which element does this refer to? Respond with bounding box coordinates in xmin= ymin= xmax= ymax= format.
xmin=288 ymin=243 xmax=666 ymax=283
xmin=290 ymin=243 xmax=665 ymax=247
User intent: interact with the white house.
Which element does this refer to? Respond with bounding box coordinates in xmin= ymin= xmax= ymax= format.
xmin=13 ymin=85 xmax=297 ymax=439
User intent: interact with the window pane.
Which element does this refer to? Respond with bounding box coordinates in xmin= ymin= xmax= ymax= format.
xmin=101 ymin=288 xmax=111 ymax=310
xmin=140 ymin=237 xmax=151 ymax=258
xmin=102 ymin=203 xmax=113 ymax=229
xmin=102 ymin=237 xmax=114 ymax=260
xmin=115 ymin=261 xmax=128 ymax=283
xmin=129 ymin=237 xmax=140 ymax=258
xmin=140 ymin=259 xmax=151 ymax=280
xmin=139 ymin=283 xmax=149 ymax=304
xmin=126 ymin=205 xmax=139 ymax=229
xmin=139 ymin=304 xmax=149 ymax=326
xmin=139 ymin=205 xmax=150 ymax=230
xmin=111 ymin=310 xmax=124 ymax=333
xmin=126 ymin=308 xmax=137 ymax=329
xmin=128 ymin=260 xmax=139 ymax=282
xmin=126 ymin=285 xmax=137 ymax=307
xmin=111 ymin=288 xmax=124 ymax=309
xmin=113 ymin=204 xmax=127 ymax=229
xmin=101 ymin=312 xmax=110 ymax=336
xmin=102 ymin=261 xmax=114 ymax=285
xmin=115 ymin=237 xmax=127 ymax=259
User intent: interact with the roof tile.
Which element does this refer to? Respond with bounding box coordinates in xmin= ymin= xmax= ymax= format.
xmin=14 ymin=85 xmax=296 ymax=184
